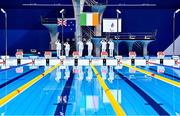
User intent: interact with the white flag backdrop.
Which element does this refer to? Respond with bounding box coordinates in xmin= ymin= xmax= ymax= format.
xmin=103 ymin=18 xmax=122 ymax=32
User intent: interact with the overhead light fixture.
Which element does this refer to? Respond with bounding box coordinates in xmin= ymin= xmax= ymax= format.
xmin=116 ymin=9 xmax=121 ymax=14
xmin=60 ymin=9 xmax=65 ymax=13
xmin=1 ymin=8 xmax=6 ymax=14
xmin=175 ymin=9 xmax=180 ymax=14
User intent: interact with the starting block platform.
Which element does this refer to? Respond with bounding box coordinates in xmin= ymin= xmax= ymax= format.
xmin=1 ymin=51 xmax=179 ymax=67
xmin=0 ymin=56 xmax=179 ymax=67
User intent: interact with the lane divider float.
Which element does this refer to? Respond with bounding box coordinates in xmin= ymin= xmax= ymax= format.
xmin=123 ymin=63 xmax=180 ymax=88
xmin=90 ymin=63 xmax=126 ymax=116
xmin=0 ymin=63 xmax=60 ymax=107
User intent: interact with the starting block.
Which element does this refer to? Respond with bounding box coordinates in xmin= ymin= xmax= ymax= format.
xmin=16 ymin=51 xmax=23 ymax=59
xmin=16 ymin=51 xmax=23 ymax=65
xmin=44 ymin=51 xmax=52 ymax=66
xmin=73 ymin=51 xmax=80 ymax=59
xmin=44 ymin=51 xmax=52 ymax=59
xmin=157 ymin=51 xmax=165 ymax=64
xmin=129 ymin=51 xmax=136 ymax=65
xmin=101 ymin=51 xmax=108 ymax=58
xmin=73 ymin=51 xmax=79 ymax=66
xmin=101 ymin=51 xmax=108 ymax=66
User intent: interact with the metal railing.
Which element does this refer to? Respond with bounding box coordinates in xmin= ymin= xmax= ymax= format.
xmin=85 ymin=0 xmax=98 ymax=6
xmin=82 ymin=26 xmax=95 ymax=39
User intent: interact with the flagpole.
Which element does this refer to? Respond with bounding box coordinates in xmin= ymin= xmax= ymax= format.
xmin=116 ymin=9 xmax=121 ymax=56
xmin=60 ymin=9 xmax=65 ymax=56
xmin=1 ymin=8 xmax=7 ymax=63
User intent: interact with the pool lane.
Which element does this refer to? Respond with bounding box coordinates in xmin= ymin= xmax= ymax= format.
xmin=114 ymin=69 xmax=169 ymax=115
xmin=140 ymin=66 xmax=180 ymax=81
xmin=123 ymin=63 xmax=180 ymax=87
xmin=99 ymin=66 xmax=159 ymax=115
xmin=1 ymin=65 xmax=179 ymax=115
xmin=0 ymin=66 xmax=32 ymax=85
xmin=0 ymin=63 xmax=60 ymax=108
xmin=116 ymin=66 xmax=180 ymax=115
xmin=0 ymin=66 xmax=68 ymax=115
xmin=90 ymin=65 xmax=125 ymax=115
xmin=0 ymin=66 xmax=44 ymax=98
xmin=0 ymin=62 xmax=32 ymax=73
xmin=65 ymin=66 xmax=116 ymax=115
xmin=0 ymin=69 xmax=37 ymax=89
xmin=54 ymin=69 xmax=74 ymax=116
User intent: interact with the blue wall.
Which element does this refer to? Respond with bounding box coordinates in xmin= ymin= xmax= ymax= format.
xmin=0 ymin=0 xmax=180 ymax=56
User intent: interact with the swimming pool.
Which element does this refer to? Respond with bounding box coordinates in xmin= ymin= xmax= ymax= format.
xmin=0 ymin=64 xmax=179 ymax=115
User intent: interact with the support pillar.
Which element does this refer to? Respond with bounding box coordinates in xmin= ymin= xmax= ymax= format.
xmin=92 ymin=5 xmax=107 ymax=36
xmin=142 ymin=41 xmax=153 ymax=56
xmin=92 ymin=38 xmax=104 ymax=56
xmin=143 ymin=42 xmax=148 ymax=56
xmin=72 ymin=0 xmax=85 ymax=50
xmin=43 ymin=24 xmax=58 ymax=50
xmin=126 ymin=42 xmax=134 ymax=52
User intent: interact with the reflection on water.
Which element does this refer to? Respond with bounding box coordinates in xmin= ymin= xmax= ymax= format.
xmin=73 ymin=66 xmax=84 ymax=81
xmin=108 ymin=66 xmax=114 ymax=83
xmin=103 ymin=90 xmax=121 ymax=104
xmin=78 ymin=66 xmax=84 ymax=81
xmin=64 ymin=66 xmax=70 ymax=80
xmin=86 ymin=66 xmax=93 ymax=82
xmin=15 ymin=66 xmax=24 ymax=73
xmin=101 ymin=66 xmax=108 ymax=80
xmin=55 ymin=66 xmax=61 ymax=82
xmin=29 ymin=65 xmax=39 ymax=69
xmin=157 ymin=66 xmax=165 ymax=74
xmin=44 ymin=66 xmax=51 ymax=71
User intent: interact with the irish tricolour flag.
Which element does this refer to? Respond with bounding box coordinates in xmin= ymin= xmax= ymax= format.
xmin=80 ymin=12 xmax=99 ymax=26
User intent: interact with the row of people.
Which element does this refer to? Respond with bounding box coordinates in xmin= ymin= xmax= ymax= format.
xmin=55 ymin=40 xmax=70 ymax=57
xmin=55 ymin=39 xmax=114 ymax=57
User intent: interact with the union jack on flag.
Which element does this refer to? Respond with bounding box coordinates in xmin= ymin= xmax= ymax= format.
xmin=57 ymin=19 xmax=67 ymax=26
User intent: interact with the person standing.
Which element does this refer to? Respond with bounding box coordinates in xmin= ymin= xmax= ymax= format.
xmin=100 ymin=39 xmax=107 ymax=52
xmin=108 ymin=39 xmax=114 ymax=57
xmin=64 ymin=42 xmax=70 ymax=57
xmin=55 ymin=39 xmax=61 ymax=58
xmin=86 ymin=39 xmax=93 ymax=56
xmin=77 ymin=40 xmax=84 ymax=57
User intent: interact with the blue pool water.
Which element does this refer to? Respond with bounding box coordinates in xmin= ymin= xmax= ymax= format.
xmin=0 ymin=65 xmax=179 ymax=115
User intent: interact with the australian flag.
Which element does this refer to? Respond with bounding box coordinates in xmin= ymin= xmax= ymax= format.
xmin=57 ymin=18 xmax=76 ymax=32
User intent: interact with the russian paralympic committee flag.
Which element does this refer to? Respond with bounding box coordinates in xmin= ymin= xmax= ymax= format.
xmin=57 ymin=18 xmax=76 ymax=32
xmin=80 ymin=12 xmax=99 ymax=26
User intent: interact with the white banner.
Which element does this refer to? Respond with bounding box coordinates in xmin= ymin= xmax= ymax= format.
xmin=103 ymin=18 xmax=122 ymax=32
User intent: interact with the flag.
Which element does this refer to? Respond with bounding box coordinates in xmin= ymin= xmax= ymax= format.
xmin=57 ymin=19 xmax=76 ymax=32
xmin=80 ymin=12 xmax=99 ymax=26
xmin=103 ymin=19 xmax=122 ymax=32
xmin=57 ymin=19 xmax=67 ymax=26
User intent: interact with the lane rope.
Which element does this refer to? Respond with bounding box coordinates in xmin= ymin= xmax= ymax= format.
xmin=90 ymin=64 xmax=126 ymax=116
xmin=0 ymin=63 xmax=60 ymax=108
xmin=123 ymin=63 xmax=180 ymax=88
